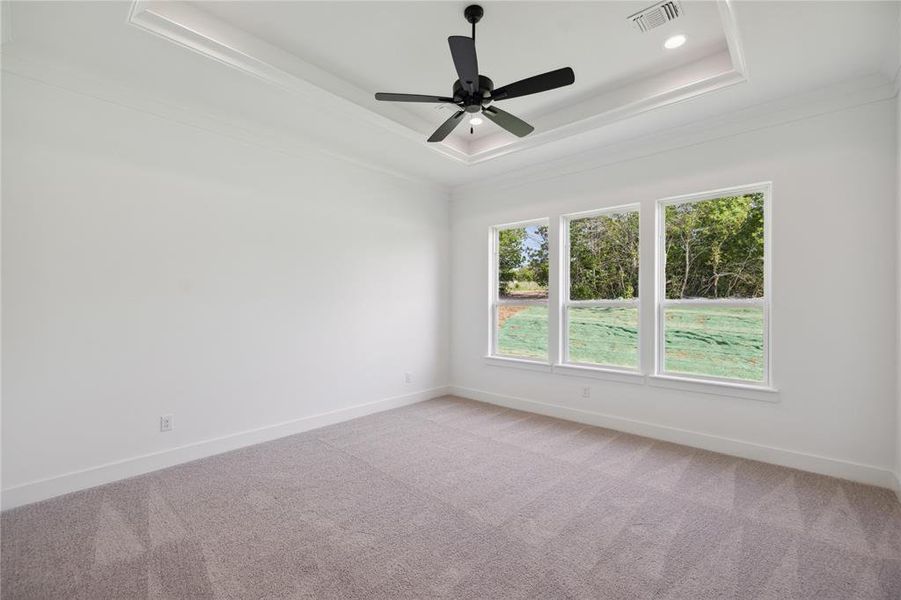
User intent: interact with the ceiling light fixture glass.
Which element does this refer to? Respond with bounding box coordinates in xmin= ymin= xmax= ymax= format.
xmin=664 ymin=34 xmax=687 ymax=50
xmin=469 ymin=116 xmax=484 ymax=126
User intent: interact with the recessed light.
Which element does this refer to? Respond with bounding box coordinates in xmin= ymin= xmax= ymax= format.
xmin=469 ymin=116 xmax=484 ymax=126
xmin=664 ymin=34 xmax=686 ymax=50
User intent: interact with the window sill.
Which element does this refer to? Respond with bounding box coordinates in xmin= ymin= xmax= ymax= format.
xmin=647 ymin=374 xmax=780 ymax=402
xmin=553 ymin=363 xmax=645 ymax=385
xmin=483 ymin=358 xmax=779 ymax=402
xmin=484 ymin=355 xmax=553 ymax=373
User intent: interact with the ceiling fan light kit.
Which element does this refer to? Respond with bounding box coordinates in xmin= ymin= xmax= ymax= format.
xmin=374 ymin=4 xmax=575 ymax=143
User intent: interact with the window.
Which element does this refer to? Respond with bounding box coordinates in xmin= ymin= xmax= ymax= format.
xmin=563 ymin=206 xmax=640 ymax=370
xmin=490 ymin=221 xmax=549 ymax=361
xmin=486 ymin=183 xmax=773 ymax=395
xmin=657 ymin=185 xmax=770 ymax=385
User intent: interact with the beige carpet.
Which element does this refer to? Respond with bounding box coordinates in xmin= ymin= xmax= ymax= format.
xmin=2 ymin=396 xmax=900 ymax=599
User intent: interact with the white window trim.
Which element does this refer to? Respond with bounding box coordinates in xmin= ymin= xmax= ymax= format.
xmin=647 ymin=373 xmax=778 ymax=402
xmin=483 ymin=183 xmax=778 ymax=402
xmin=560 ymin=204 xmax=642 ymax=373
xmin=488 ymin=218 xmax=551 ymax=363
xmin=553 ymin=362 xmax=646 ymax=385
xmin=654 ymin=182 xmax=774 ymax=389
xmin=484 ymin=355 xmax=553 ymax=372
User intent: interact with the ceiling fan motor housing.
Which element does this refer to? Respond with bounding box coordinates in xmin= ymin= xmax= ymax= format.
xmin=453 ymin=76 xmax=493 ymax=112
xmin=464 ymin=5 xmax=484 ymax=25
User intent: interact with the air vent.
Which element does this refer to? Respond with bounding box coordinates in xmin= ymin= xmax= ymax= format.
xmin=628 ymin=1 xmax=682 ymax=33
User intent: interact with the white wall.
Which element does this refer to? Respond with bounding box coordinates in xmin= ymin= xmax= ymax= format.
xmin=1 ymin=73 xmax=450 ymax=507
xmin=451 ymin=98 xmax=898 ymax=487
xmin=894 ymin=7 xmax=901 ymax=496
xmin=896 ymin=85 xmax=901 ymax=493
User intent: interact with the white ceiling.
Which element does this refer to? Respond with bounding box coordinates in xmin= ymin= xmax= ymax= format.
xmin=199 ymin=1 xmax=729 ymax=144
xmin=2 ymin=1 xmax=899 ymax=189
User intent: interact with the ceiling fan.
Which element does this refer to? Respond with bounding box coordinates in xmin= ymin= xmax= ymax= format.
xmin=374 ymin=4 xmax=575 ymax=143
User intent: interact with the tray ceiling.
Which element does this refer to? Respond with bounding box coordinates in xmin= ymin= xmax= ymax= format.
xmin=129 ymin=0 xmax=746 ymax=164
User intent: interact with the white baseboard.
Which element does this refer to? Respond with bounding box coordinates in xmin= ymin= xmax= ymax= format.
xmin=895 ymin=472 xmax=901 ymax=504
xmin=449 ymin=386 xmax=897 ymax=491
xmin=1 ymin=386 xmax=449 ymax=510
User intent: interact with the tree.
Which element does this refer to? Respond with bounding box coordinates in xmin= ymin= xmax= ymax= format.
xmin=569 ymin=213 xmax=639 ymax=300
xmin=664 ymin=193 xmax=764 ymax=299
xmin=526 ymin=225 xmax=549 ymax=289
xmin=498 ymin=228 xmax=525 ymax=296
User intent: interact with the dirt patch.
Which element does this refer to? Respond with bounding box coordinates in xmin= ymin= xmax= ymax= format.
xmin=498 ymin=305 xmax=528 ymax=327
xmin=502 ymin=290 xmax=548 ymax=300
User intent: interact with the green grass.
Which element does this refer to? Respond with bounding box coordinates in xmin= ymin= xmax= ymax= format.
xmin=568 ymin=307 xmax=638 ymax=368
xmin=664 ymin=306 xmax=764 ymax=382
xmin=496 ymin=304 xmax=764 ymax=381
xmin=496 ymin=305 xmax=548 ymax=360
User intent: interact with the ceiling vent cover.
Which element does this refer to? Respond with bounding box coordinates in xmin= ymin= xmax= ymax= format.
xmin=628 ymin=1 xmax=682 ymax=32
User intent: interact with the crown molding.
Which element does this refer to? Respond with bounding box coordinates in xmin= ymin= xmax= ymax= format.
xmin=127 ymin=0 xmax=748 ymax=167
xmin=0 ymin=52 xmax=451 ymax=195
xmin=719 ymin=0 xmax=748 ymax=81
xmin=452 ymin=73 xmax=897 ymax=196
xmin=126 ymin=1 xmax=472 ymax=166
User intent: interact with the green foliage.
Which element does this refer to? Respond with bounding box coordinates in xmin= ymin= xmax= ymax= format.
xmin=664 ymin=194 xmax=764 ymax=299
xmin=497 ymin=225 xmax=549 ymax=297
xmin=569 ymin=213 xmax=639 ymax=300
xmin=497 ymin=228 xmax=526 ymax=296
xmin=526 ymin=225 xmax=549 ymax=288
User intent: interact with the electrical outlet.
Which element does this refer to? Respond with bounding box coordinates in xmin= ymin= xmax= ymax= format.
xmin=404 ymin=372 xmax=413 ymax=385
xmin=581 ymin=387 xmax=591 ymax=399
xmin=160 ymin=414 xmax=174 ymax=432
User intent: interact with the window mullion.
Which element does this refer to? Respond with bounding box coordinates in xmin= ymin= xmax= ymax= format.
xmin=547 ymin=214 xmax=562 ymax=366
xmin=642 ymin=199 xmax=659 ymax=375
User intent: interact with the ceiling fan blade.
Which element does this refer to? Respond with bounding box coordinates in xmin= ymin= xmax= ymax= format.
xmin=428 ymin=110 xmax=466 ymax=143
xmin=482 ymin=106 xmax=534 ymax=137
xmin=448 ymin=36 xmax=479 ymax=94
xmin=492 ymin=67 xmax=575 ymax=101
xmin=375 ymin=93 xmax=456 ymax=103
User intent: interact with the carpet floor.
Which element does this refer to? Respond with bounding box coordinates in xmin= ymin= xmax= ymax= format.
xmin=2 ymin=396 xmax=900 ymax=599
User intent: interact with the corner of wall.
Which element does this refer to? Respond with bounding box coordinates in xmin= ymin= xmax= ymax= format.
xmin=895 ymin=43 xmax=901 ymax=501
xmin=895 ymin=0 xmax=901 ymax=500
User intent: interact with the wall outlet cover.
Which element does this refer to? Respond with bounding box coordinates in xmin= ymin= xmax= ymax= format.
xmin=160 ymin=414 xmax=174 ymax=432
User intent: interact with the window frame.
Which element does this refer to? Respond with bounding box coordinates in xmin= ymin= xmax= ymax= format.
xmin=561 ymin=204 xmax=642 ymax=373
xmin=488 ymin=218 xmax=551 ymax=363
xmin=654 ymin=182 xmax=773 ymax=388
xmin=483 ymin=182 xmax=776 ymax=401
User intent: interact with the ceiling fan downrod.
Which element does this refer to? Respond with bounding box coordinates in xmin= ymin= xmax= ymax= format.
xmin=464 ymin=4 xmax=483 ymax=42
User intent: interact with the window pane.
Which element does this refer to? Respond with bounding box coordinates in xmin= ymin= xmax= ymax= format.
xmin=568 ymin=306 xmax=638 ymax=368
xmin=569 ymin=212 xmax=639 ymax=300
xmin=496 ymin=304 xmax=548 ymax=360
xmin=664 ymin=305 xmax=764 ymax=382
xmin=664 ymin=193 xmax=764 ymax=300
xmin=498 ymin=225 xmax=548 ymax=300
